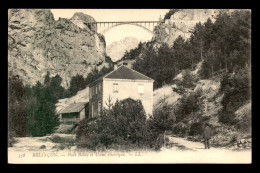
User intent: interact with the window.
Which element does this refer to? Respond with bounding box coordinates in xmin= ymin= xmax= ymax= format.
xmin=89 ymin=87 xmax=92 ymax=99
xmin=92 ymin=103 xmax=94 ymax=117
xmin=98 ymin=101 xmax=101 ymax=116
xmin=92 ymin=86 xmax=95 ymax=96
xmin=138 ymin=84 xmax=144 ymax=94
xmin=113 ymin=83 xmax=119 ymax=93
xmin=98 ymin=83 xmax=101 ymax=93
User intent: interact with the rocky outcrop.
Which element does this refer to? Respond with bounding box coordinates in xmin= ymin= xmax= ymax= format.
xmin=8 ymin=9 xmax=109 ymax=88
xmin=155 ymin=9 xmax=237 ymax=46
xmin=70 ymin=12 xmax=97 ymax=32
xmin=107 ymin=37 xmax=140 ymax=62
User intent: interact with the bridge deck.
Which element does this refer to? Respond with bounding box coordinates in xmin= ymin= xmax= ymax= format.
xmin=71 ymin=20 xmax=164 ymax=24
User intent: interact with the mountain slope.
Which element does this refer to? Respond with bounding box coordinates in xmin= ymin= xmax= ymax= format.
xmin=155 ymin=9 xmax=238 ymax=46
xmin=106 ymin=37 xmax=139 ymax=62
xmin=8 ymin=9 xmax=109 ymax=88
xmin=153 ymin=61 xmax=251 ymax=148
xmin=56 ymin=87 xmax=89 ymax=114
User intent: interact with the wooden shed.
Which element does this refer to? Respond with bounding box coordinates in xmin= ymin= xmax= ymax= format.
xmin=59 ymin=102 xmax=88 ymax=123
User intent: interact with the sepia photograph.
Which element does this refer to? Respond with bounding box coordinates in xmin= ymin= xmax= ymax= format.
xmin=8 ymin=9 xmax=251 ymax=164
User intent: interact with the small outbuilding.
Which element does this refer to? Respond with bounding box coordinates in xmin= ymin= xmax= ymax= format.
xmin=59 ymin=102 xmax=88 ymax=123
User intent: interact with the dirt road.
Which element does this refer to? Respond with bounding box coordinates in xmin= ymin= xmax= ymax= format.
xmin=167 ymin=136 xmax=214 ymax=151
xmin=8 ymin=135 xmax=251 ymax=164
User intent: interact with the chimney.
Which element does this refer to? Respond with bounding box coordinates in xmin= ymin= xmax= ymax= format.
xmin=113 ymin=63 xmax=118 ymax=70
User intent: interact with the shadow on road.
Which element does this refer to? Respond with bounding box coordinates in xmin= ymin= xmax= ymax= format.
xmin=194 ymin=147 xmax=207 ymax=150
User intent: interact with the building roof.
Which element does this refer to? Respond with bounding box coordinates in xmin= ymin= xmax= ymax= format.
xmin=105 ymin=65 xmax=153 ymax=81
xmin=60 ymin=102 xmax=87 ymax=114
xmin=89 ymin=65 xmax=154 ymax=86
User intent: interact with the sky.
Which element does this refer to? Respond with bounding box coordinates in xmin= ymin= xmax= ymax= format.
xmin=51 ymin=9 xmax=169 ymax=46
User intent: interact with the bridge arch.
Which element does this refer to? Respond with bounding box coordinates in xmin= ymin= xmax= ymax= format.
xmin=101 ymin=22 xmax=155 ymax=35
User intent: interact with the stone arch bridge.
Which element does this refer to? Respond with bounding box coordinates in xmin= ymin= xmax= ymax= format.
xmin=71 ymin=20 xmax=165 ymax=35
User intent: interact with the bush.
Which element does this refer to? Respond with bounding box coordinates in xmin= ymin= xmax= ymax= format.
xmin=50 ymin=134 xmax=75 ymax=144
xmin=180 ymin=70 xmax=196 ymax=89
xmin=76 ymin=98 xmax=163 ymax=151
xmin=174 ymin=89 xmax=202 ymax=121
xmin=219 ymin=66 xmax=250 ymax=125
xmin=172 ymin=122 xmax=189 ymax=136
xmin=149 ymin=104 xmax=176 ymax=133
xmin=189 ymin=122 xmax=203 ymax=136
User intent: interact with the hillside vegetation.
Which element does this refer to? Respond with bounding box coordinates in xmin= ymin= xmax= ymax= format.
xmin=8 ymin=65 xmax=113 ymax=141
xmin=121 ymin=9 xmax=251 ymax=149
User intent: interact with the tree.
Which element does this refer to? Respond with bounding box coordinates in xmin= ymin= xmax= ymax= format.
xmin=190 ymin=22 xmax=206 ymax=60
xmin=174 ymin=89 xmax=202 ymax=122
xmin=77 ymin=98 xmax=164 ymax=150
xmin=85 ymin=66 xmax=113 ymax=87
xmin=150 ymin=104 xmax=176 ymax=133
xmin=133 ymin=43 xmax=177 ymax=89
xmin=44 ymin=71 xmax=51 ymax=87
xmin=8 ymin=75 xmax=27 ymax=138
xmin=25 ymin=73 xmax=63 ymax=137
xmin=164 ymin=9 xmax=180 ymax=20
xmin=49 ymin=75 xmax=66 ymax=100
xmin=68 ymin=74 xmax=87 ymax=96
xmin=219 ymin=65 xmax=250 ymax=125
xmin=180 ymin=70 xmax=196 ymax=88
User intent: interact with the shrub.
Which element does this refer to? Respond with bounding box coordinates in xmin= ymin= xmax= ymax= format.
xmin=172 ymin=122 xmax=189 ymax=136
xmin=230 ymin=134 xmax=238 ymax=144
xmin=149 ymin=104 xmax=176 ymax=133
xmin=189 ymin=122 xmax=203 ymax=136
xmin=50 ymin=134 xmax=75 ymax=144
xmin=180 ymin=70 xmax=196 ymax=89
xmin=76 ymin=98 xmax=163 ymax=151
xmin=219 ymin=66 xmax=250 ymax=125
xmin=174 ymin=89 xmax=202 ymax=122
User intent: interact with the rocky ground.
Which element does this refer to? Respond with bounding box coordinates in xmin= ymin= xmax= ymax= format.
xmin=167 ymin=135 xmax=251 ymax=151
xmin=8 ymin=134 xmax=77 ymax=152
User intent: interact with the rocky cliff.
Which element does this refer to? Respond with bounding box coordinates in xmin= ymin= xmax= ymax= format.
xmin=8 ymin=9 xmax=109 ymax=88
xmin=155 ymin=9 xmax=236 ymax=46
xmin=106 ymin=37 xmax=140 ymax=62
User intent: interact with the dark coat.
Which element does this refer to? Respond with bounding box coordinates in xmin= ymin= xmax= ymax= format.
xmin=203 ymin=126 xmax=212 ymax=139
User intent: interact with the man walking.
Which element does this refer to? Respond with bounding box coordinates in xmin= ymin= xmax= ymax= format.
xmin=203 ymin=123 xmax=212 ymax=149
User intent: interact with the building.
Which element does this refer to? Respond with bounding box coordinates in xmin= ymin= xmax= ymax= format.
xmin=89 ymin=65 xmax=154 ymax=118
xmin=59 ymin=102 xmax=88 ymax=123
